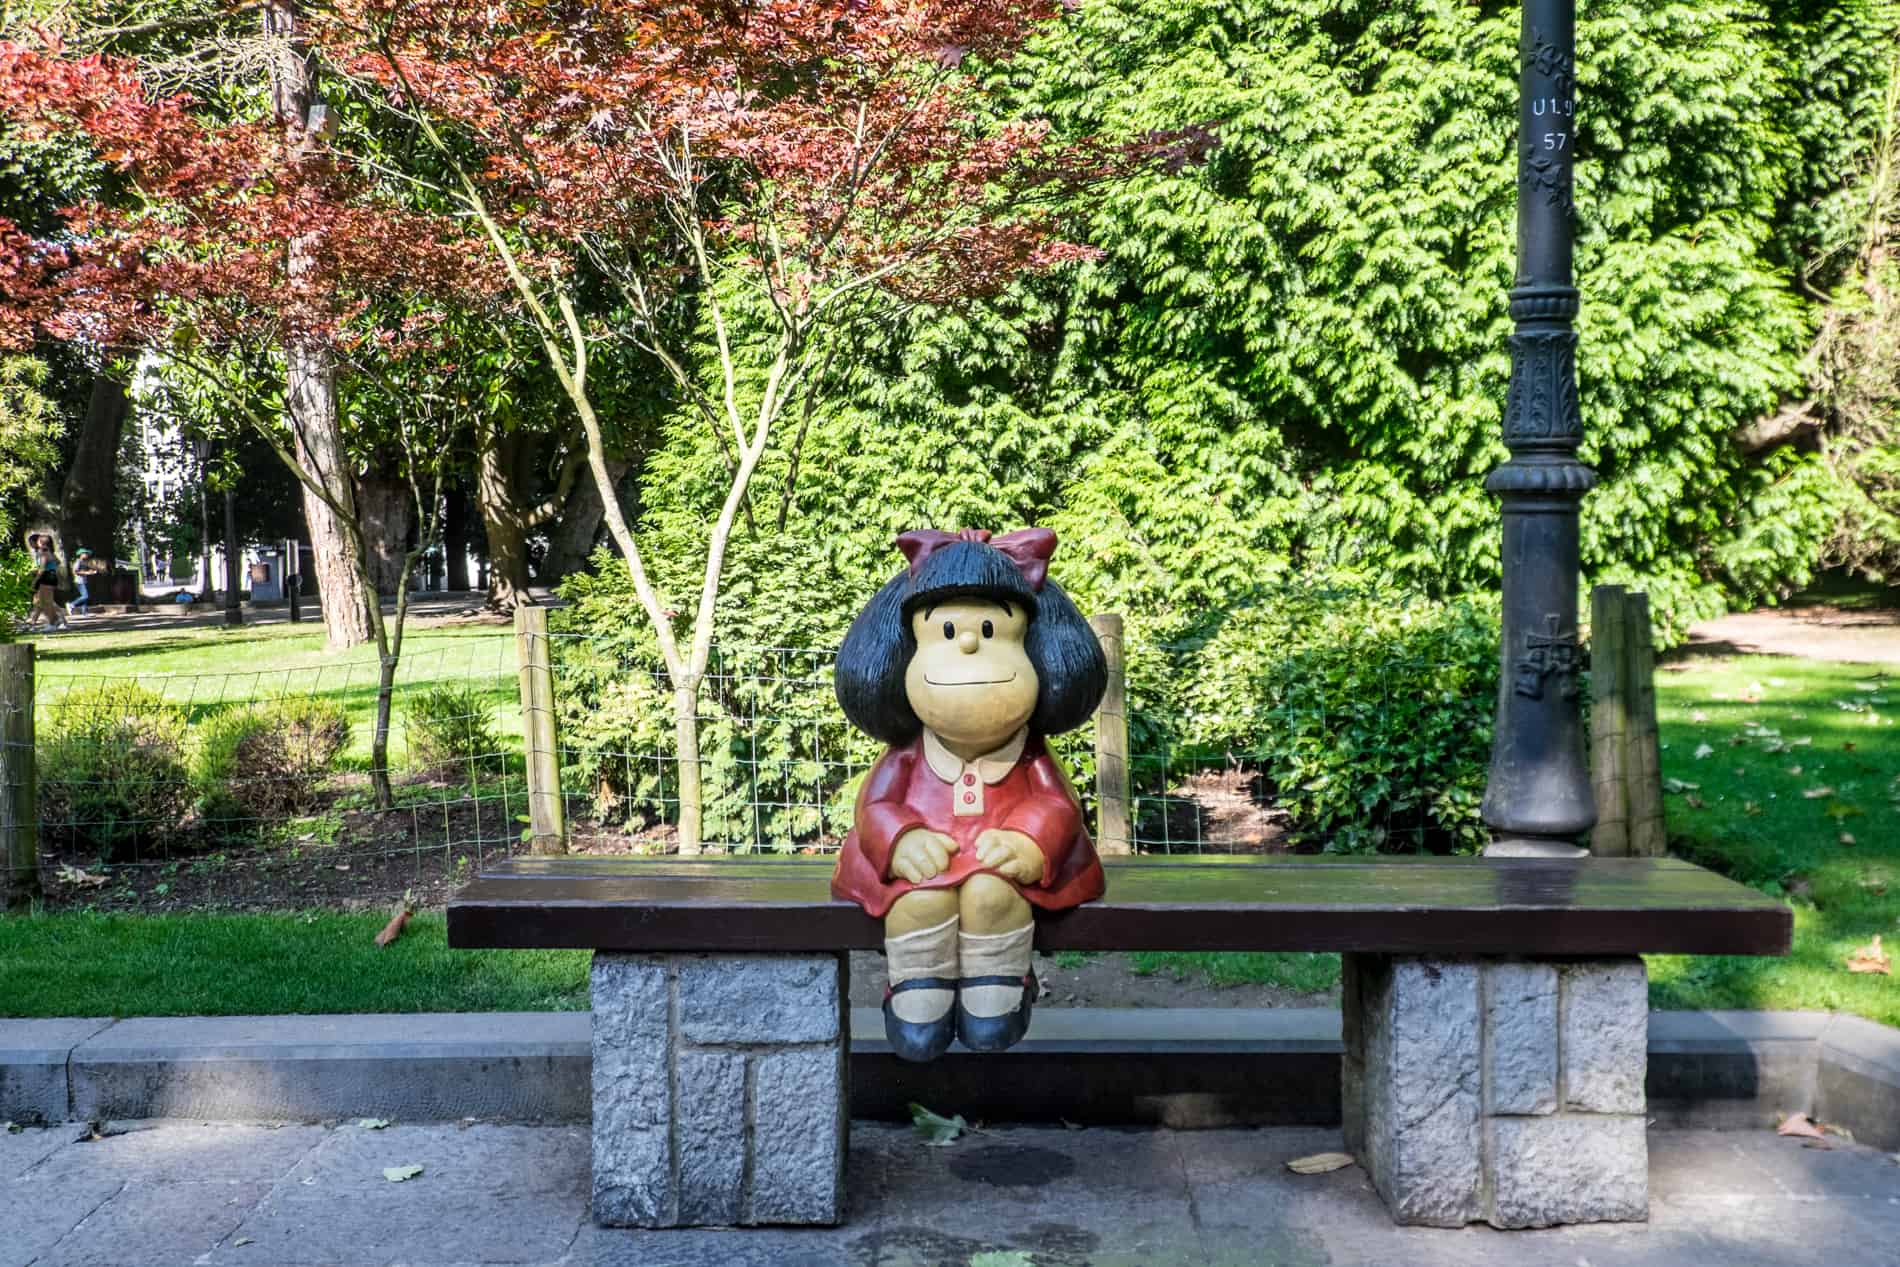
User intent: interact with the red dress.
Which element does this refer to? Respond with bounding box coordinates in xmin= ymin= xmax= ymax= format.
xmin=831 ymin=732 xmax=1106 ymax=918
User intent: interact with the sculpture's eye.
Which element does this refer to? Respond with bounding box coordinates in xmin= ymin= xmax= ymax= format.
xmin=981 ymin=620 xmax=994 ymax=639
xmin=942 ymin=621 xmax=955 ymax=640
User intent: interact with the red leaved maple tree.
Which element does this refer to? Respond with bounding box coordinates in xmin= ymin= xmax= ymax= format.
xmin=0 ymin=32 xmax=491 ymax=803
xmin=314 ymin=0 xmax=1156 ymax=851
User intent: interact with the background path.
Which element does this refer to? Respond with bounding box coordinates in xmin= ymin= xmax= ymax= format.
xmin=1685 ymin=602 xmax=1900 ymax=665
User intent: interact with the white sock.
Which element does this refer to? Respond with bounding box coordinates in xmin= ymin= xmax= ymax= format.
xmin=886 ymin=915 xmax=958 ymax=1024
xmin=958 ymin=923 xmax=1034 ymax=1018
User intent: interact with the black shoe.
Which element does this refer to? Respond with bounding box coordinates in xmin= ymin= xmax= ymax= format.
xmin=955 ymin=971 xmax=1036 ymax=1053
xmin=883 ymin=977 xmax=957 ymax=1063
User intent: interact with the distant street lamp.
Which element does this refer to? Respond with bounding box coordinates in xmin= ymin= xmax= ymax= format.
xmin=1482 ymin=0 xmax=1597 ymax=856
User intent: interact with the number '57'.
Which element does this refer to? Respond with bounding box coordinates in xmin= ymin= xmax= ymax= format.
xmin=1543 ymin=132 xmax=1568 ymax=150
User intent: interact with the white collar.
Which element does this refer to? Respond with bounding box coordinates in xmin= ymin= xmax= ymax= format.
xmin=921 ymin=727 xmax=1027 ymax=785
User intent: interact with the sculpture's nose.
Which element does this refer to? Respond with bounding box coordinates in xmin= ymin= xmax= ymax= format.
xmin=958 ymin=630 xmax=980 ymax=654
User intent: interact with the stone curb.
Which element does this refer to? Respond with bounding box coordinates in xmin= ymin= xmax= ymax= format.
xmin=3 ymin=1008 xmax=1894 ymax=1145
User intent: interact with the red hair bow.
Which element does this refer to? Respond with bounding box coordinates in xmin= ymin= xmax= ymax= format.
xmin=895 ymin=527 xmax=1057 ymax=591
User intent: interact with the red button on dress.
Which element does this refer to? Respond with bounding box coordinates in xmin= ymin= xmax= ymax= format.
xmin=963 ymin=793 xmax=976 ymax=804
xmin=963 ymin=774 xmax=975 ymax=785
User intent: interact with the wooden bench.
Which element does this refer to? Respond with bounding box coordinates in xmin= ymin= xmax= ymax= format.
xmin=448 ymin=855 xmax=1788 ymax=1231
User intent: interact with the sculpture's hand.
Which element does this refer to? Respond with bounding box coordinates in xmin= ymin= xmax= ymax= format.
xmin=889 ymin=828 xmax=957 ymax=884
xmin=974 ymin=829 xmax=1044 ymax=885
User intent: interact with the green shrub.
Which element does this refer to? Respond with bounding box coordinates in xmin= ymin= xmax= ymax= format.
xmin=1133 ymin=580 xmax=1501 ymax=855
xmin=404 ymin=684 xmax=501 ymax=778
xmin=37 ymin=682 xmax=191 ymax=859
xmin=194 ymin=696 xmax=350 ymax=832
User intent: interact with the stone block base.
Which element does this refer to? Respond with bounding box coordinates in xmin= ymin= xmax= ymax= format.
xmin=591 ymin=952 xmax=847 ymax=1227
xmin=1343 ymin=954 xmax=1647 ymax=1229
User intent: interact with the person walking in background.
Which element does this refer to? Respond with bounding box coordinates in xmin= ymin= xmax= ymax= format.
xmin=70 ymin=547 xmax=96 ymax=619
xmin=27 ymin=534 xmax=68 ymax=631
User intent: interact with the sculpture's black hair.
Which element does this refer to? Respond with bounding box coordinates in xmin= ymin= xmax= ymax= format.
xmin=835 ymin=539 xmax=1107 ymax=746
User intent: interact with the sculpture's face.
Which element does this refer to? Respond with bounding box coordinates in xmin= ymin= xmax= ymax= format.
xmin=905 ymin=598 xmax=1037 ymax=749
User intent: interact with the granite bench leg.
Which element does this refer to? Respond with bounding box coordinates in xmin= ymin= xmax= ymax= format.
xmin=590 ymin=951 xmax=848 ymax=1228
xmin=1342 ymin=954 xmax=1647 ymax=1229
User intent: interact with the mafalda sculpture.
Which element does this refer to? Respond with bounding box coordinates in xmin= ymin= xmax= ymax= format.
xmin=834 ymin=528 xmax=1107 ymax=1061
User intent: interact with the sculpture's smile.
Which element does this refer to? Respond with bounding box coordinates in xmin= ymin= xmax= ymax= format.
xmin=923 ymin=672 xmax=1019 ymax=687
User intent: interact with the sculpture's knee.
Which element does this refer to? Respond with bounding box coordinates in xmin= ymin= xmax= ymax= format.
xmin=886 ymin=887 xmax=958 ymax=937
xmin=959 ymin=871 xmax=1031 ymax=933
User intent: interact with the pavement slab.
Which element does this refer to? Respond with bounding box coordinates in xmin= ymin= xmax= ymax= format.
xmin=0 ymin=1125 xmax=76 ymax=1179
xmin=21 ymin=1122 xmax=328 ymax=1186
xmin=212 ymin=1123 xmax=589 ymax=1267
xmin=0 ymin=1121 xmax=1896 ymax=1266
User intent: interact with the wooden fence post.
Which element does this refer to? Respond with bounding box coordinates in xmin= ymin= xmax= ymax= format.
xmin=1589 ymin=586 xmax=1667 ymax=858
xmin=1589 ymin=585 xmax=1630 ymax=856
xmin=514 ymin=606 xmax=567 ymax=855
xmin=1 ymin=643 xmax=39 ymax=910
xmin=1625 ymin=591 xmax=1667 ymax=857
xmin=1089 ymin=613 xmax=1132 ymax=856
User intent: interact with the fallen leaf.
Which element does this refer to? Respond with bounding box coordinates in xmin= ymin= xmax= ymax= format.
xmin=1802 ymin=786 xmax=1835 ymax=799
xmin=1847 ymin=935 xmax=1891 ymax=976
xmin=1691 ymin=710 xmax=1709 ymax=723
xmin=358 ymin=1118 xmax=391 ymax=1130
xmin=1287 ymin=1152 xmax=1356 ymax=1175
xmin=382 ymin=1165 xmax=424 ymax=1182
xmin=334 ymin=864 xmax=350 ymax=872
xmin=374 ymin=909 xmax=411 ymax=948
xmin=1840 ymin=833 xmax=1857 ymax=846
xmin=55 ymin=864 xmax=108 ymax=888
xmin=909 ymin=1103 xmax=967 ymax=1147
xmin=1743 ymin=801 xmax=1763 ymax=817
xmin=1663 ymin=778 xmax=1701 ymax=794
xmin=1694 ymin=743 xmax=1714 ymax=760
xmin=233 ymin=1237 xmax=254 ymax=1248
xmin=1685 ymin=793 xmax=1707 ymax=809
xmin=1777 ymin=1112 xmax=1826 ymax=1140
xmin=1786 ymin=765 xmax=1804 ymax=777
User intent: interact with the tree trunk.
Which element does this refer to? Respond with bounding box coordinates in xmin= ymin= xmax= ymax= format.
xmin=444 ymin=485 xmax=470 ymax=591
xmin=474 ymin=440 xmax=534 ymax=610
xmin=223 ymin=484 xmax=243 ymax=626
xmin=672 ymin=684 xmax=703 ymax=855
xmin=541 ymin=458 xmax=626 ymax=581
xmin=370 ymin=651 xmax=397 ymax=807
xmin=289 ymin=343 xmax=374 ymax=648
xmin=356 ymin=469 xmax=413 ymax=596
xmin=270 ymin=0 xmax=373 ymax=651
xmin=59 ymin=374 xmax=129 ymax=573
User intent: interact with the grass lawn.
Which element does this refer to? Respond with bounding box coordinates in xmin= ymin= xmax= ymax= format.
xmin=27 ymin=618 xmax=522 ymax=762
xmin=1646 ymin=654 xmax=1898 ymax=1027
xmin=0 ymin=912 xmax=588 ymax=1017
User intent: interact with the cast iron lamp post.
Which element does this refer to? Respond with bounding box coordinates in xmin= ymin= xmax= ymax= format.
xmin=1482 ymin=0 xmax=1597 ymax=857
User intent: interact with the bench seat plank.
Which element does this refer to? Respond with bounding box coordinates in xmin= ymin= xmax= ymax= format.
xmin=447 ymin=856 xmax=1789 ymax=957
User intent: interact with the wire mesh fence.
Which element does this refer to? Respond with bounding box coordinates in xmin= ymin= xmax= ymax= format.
xmin=543 ymin=630 xmax=1484 ymax=857
xmin=21 ymin=635 xmax=525 ymax=897
xmin=3 ymin=608 xmax=1492 ymax=905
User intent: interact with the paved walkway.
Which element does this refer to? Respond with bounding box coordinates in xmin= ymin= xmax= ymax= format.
xmin=2 ymin=1121 xmax=1896 ymax=1266
xmin=1684 ymin=603 xmax=1900 ymax=665
xmin=27 ymin=591 xmax=549 ymax=639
